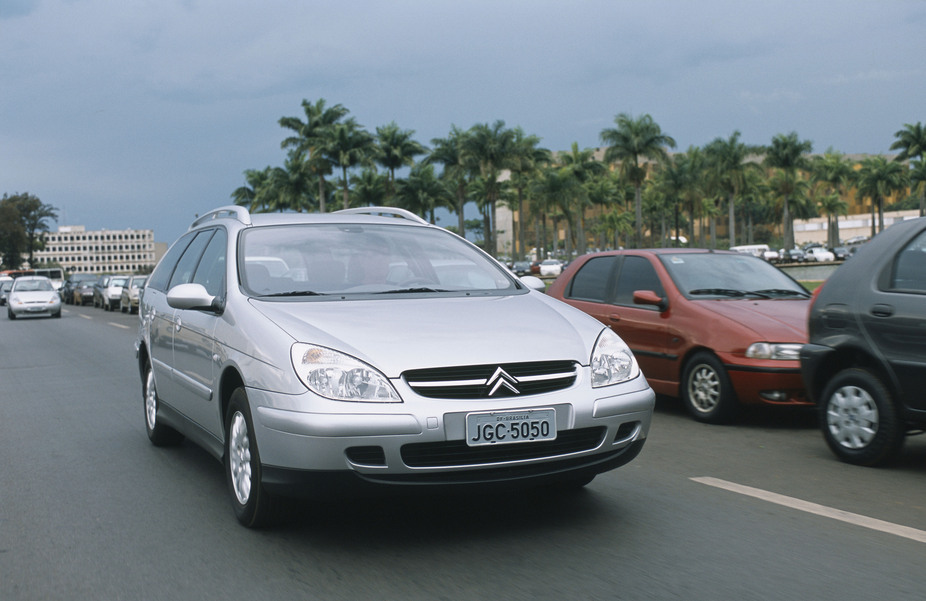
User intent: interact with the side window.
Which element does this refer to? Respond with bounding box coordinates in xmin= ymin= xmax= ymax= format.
xmin=566 ymin=256 xmax=617 ymax=302
xmin=614 ymin=256 xmax=664 ymax=306
xmin=192 ymin=229 xmax=227 ymax=297
xmin=147 ymin=231 xmax=197 ymax=292
xmin=168 ymin=230 xmax=215 ymax=290
xmin=889 ymin=230 xmax=926 ymax=292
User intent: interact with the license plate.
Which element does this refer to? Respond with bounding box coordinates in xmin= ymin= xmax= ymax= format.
xmin=465 ymin=408 xmax=556 ymax=447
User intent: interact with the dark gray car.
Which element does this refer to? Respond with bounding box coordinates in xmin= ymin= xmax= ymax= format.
xmin=801 ymin=217 xmax=926 ymax=466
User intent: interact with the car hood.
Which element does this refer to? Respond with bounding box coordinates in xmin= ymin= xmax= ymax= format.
xmin=698 ymin=298 xmax=809 ymax=341
xmin=12 ymin=291 xmax=58 ymax=302
xmin=249 ymin=292 xmax=604 ymax=376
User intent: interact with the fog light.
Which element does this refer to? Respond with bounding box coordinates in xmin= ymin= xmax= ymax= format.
xmin=759 ymin=391 xmax=787 ymax=402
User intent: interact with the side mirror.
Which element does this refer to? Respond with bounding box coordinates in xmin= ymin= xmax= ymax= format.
xmin=167 ymin=283 xmax=222 ymax=313
xmin=520 ymin=275 xmax=547 ymax=292
xmin=633 ymin=289 xmax=667 ymax=312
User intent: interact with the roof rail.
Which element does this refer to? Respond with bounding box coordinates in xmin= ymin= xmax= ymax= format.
xmin=190 ymin=205 xmax=252 ymax=230
xmin=334 ymin=206 xmax=428 ymax=225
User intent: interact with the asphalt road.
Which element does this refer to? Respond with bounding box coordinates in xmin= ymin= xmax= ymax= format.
xmin=2 ymin=302 xmax=925 ymax=600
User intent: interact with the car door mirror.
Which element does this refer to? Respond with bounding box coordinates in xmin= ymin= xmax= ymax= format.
xmin=167 ymin=283 xmax=222 ymax=313
xmin=633 ymin=289 xmax=667 ymax=311
xmin=520 ymin=275 xmax=547 ymax=292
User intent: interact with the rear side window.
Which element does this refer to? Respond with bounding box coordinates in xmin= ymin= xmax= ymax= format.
xmin=614 ymin=256 xmax=664 ymax=306
xmin=168 ymin=230 xmax=216 ymax=290
xmin=192 ymin=229 xmax=227 ymax=297
xmin=889 ymin=230 xmax=926 ymax=293
xmin=567 ymin=256 xmax=617 ymax=302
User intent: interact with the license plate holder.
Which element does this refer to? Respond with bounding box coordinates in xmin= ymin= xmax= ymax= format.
xmin=465 ymin=408 xmax=556 ymax=447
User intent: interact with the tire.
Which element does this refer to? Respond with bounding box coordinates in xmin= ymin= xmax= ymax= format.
xmin=143 ymin=359 xmax=183 ymax=447
xmin=681 ymin=351 xmax=737 ymax=424
xmin=8 ymin=309 xmax=15 ymax=320
xmin=121 ymin=302 xmax=128 ymax=313
xmin=819 ymin=368 xmax=904 ymax=466
xmin=225 ymin=388 xmax=276 ymax=528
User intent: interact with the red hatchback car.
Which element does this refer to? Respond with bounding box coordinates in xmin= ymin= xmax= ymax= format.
xmin=548 ymin=249 xmax=813 ymax=423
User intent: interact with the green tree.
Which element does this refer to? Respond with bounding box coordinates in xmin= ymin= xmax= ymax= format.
xmin=531 ymin=166 xmax=582 ymax=258
xmin=1 ymin=193 xmax=58 ymax=267
xmin=655 ymin=148 xmax=703 ymax=247
xmin=764 ymin=132 xmax=812 ymax=249
xmin=427 ymin=125 xmax=471 ymax=238
xmin=462 ymin=121 xmax=516 ymax=257
xmin=279 ymin=98 xmax=349 ymax=213
xmin=327 ymin=118 xmax=376 ymax=210
xmin=856 ymin=156 xmax=909 ymax=235
xmin=812 ymin=150 xmax=854 ymax=247
xmin=600 ymin=113 xmax=676 ymax=248
xmin=704 ymin=131 xmax=761 ymax=247
xmin=890 ymin=122 xmax=926 ymax=216
xmin=508 ymin=128 xmax=551 ymax=259
xmin=910 ymin=160 xmax=926 ymax=218
xmin=352 ymin=167 xmax=389 ymax=208
xmin=232 ymin=167 xmax=273 ymax=211
xmin=395 ymin=163 xmax=451 ymax=224
xmin=0 ymin=197 xmax=25 ymax=269
xmin=558 ymin=142 xmax=606 ymax=254
xmin=375 ymin=122 xmax=427 ymax=202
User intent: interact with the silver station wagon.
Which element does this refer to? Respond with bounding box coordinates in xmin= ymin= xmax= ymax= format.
xmin=137 ymin=206 xmax=654 ymax=527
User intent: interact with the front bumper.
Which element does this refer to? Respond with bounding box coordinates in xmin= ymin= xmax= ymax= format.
xmin=248 ymin=376 xmax=655 ymax=495
xmin=725 ymin=362 xmax=810 ymax=406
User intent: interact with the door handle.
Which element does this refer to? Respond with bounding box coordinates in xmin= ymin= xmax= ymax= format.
xmin=608 ymin=314 xmax=621 ymax=323
xmin=175 ymin=317 xmax=182 ymax=332
xmin=871 ymin=304 xmax=894 ymax=318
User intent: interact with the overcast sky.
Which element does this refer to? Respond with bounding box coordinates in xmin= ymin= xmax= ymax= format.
xmin=2 ymin=0 xmax=925 ymax=244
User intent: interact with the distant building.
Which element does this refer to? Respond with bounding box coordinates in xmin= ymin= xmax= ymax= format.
xmin=33 ymin=225 xmax=160 ymax=274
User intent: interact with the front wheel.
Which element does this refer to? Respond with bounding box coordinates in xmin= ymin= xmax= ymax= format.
xmin=819 ymin=368 xmax=904 ymax=466
xmin=225 ymin=388 xmax=276 ymax=528
xmin=681 ymin=352 xmax=737 ymax=424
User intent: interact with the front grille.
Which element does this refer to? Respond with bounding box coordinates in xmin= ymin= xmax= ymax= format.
xmin=401 ymin=426 xmax=606 ymax=467
xmin=403 ymin=360 xmax=577 ymax=399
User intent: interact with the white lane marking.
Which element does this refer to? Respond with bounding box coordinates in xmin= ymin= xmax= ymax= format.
xmin=78 ymin=314 xmax=92 ymax=320
xmin=108 ymin=322 xmax=130 ymax=329
xmin=692 ymin=476 xmax=926 ymax=544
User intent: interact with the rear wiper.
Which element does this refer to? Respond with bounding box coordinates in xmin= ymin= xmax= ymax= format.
xmin=751 ymin=288 xmax=812 ymax=298
xmin=689 ymin=288 xmax=769 ymax=298
xmin=375 ymin=287 xmax=448 ymax=294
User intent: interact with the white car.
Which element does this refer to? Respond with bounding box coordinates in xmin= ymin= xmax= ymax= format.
xmin=7 ymin=276 xmax=61 ymax=319
xmin=539 ymin=259 xmax=564 ymax=276
xmin=805 ymin=247 xmax=835 ymax=262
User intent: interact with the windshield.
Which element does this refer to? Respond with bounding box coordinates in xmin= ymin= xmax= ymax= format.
xmin=239 ymin=223 xmax=518 ymax=297
xmin=659 ymin=253 xmax=809 ymax=299
xmin=13 ymin=278 xmax=54 ymax=292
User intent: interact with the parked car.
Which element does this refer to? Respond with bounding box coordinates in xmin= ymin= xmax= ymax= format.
xmin=0 ymin=279 xmax=13 ymax=306
xmin=137 ymin=205 xmax=655 ymax=527
xmin=101 ymin=275 xmax=128 ymax=311
xmin=805 ymin=247 xmax=835 ymax=262
xmin=511 ymin=261 xmax=532 ymax=276
xmin=831 ymin=246 xmax=851 ymax=261
xmin=548 ymin=248 xmax=813 ymax=423
xmin=779 ymin=248 xmax=805 ymax=263
xmin=119 ymin=275 xmax=147 ymax=313
xmin=92 ymin=275 xmax=111 ymax=308
xmin=539 ymin=259 xmax=564 ymax=277
xmin=73 ymin=277 xmax=96 ymax=306
xmin=61 ymin=273 xmax=99 ymax=304
xmin=7 ymin=276 xmax=61 ymax=319
xmin=801 ymin=217 xmax=926 ymax=466
xmin=730 ymin=244 xmax=778 ymax=262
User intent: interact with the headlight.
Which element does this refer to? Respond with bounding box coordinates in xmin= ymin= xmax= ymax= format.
xmin=590 ymin=328 xmax=640 ymax=388
xmin=291 ymin=343 xmax=401 ymax=402
xmin=745 ymin=343 xmax=803 ymax=360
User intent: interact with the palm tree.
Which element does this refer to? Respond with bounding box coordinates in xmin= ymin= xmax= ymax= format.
xmin=395 ymin=163 xmax=451 ymax=224
xmin=427 ymin=125 xmax=471 ymax=238
xmin=558 ymin=142 xmax=606 ymax=254
xmin=655 ymin=148 xmax=702 ymax=247
xmin=352 ymin=167 xmax=389 ymax=207
xmin=375 ymin=122 xmax=427 ymax=202
xmin=764 ymin=132 xmax=812 ymax=250
xmin=508 ymin=127 xmax=551 ymax=259
xmin=704 ymin=131 xmax=760 ymax=247
xmin=767 ymin=167 xmax=811 ymax=245
xmin=279 ymin=98 xmax=349 ymax=213
xmin=326 ymin=118 xmax=375 ymax=210
xmin=268 ymin=150 xmax=316 ymax=212
xmin=600 ymin=113 xmax=676 ymax=248
xmin=232 ymin=167 xmax=272 ymax=211
xmin=812 ymin=150 xmax=854 ymax=247
xmin=890 ymin=122 xmax=926 ymax=216
xmin=462 ymin=121 xmax=516 ymax=257
xmin=856 ymin=156 xmax=909 ymax=235
xmin=531 ymin=166 xmax=582 ymax=258
xmin=910 ymin=160 xmax=926 ymax=218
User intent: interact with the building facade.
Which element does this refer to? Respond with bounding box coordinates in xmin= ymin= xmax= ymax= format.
xmin=33 ymin=225 xmax=158 ymax=274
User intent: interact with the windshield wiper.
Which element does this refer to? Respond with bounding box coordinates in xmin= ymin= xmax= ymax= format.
xmin=261 ymin=290 xmax=326 ymax=297
xmin=750 ymin=288 xmax=812 ymax=298
xmin=375 ymin=287 xmax=449 ymax=294
xmin=688 ymin=288 xmax=769 ymax=298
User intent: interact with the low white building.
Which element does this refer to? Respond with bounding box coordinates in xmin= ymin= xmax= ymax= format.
xmin=33 ymin=225 xmax=159 ymax=274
